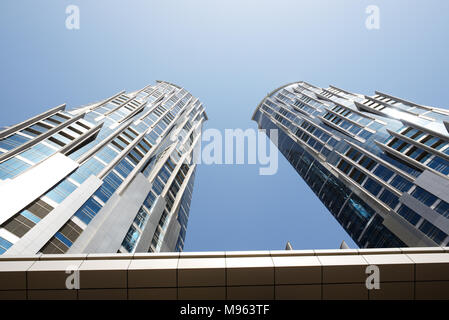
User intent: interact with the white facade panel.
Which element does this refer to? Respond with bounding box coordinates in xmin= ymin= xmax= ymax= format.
xmin=0 ymin=153 xmax=79 ymax=225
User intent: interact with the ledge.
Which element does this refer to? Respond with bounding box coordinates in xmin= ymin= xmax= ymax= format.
xmin=0 ymin=247 xmax=448 ymax=300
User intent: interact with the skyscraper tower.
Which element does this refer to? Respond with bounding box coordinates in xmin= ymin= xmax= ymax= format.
xmin=252 ymin=81 xmax=449 ymax=248
xmin=0 ymin=81 xmax=207 ymax=255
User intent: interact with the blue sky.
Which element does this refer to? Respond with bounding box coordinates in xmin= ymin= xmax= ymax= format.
xmin=1 ymin=1 xmax=448 ymax=251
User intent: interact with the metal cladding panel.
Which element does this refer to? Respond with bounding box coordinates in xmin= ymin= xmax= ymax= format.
xmin=400 ymin=193 xmax=449 ymax=233
xmin=134 ymin=196 xmax=166 ymax=252
xmin=415 ymin=170 xmax=449 ymax=205
xmin=5 ymin=175 xmax=102 ymax=255
xmin=0 ymin=153 xmax=79 ymax=225
xmin=70 ymin=173 xmax=153 ymax=253
xmin=160 ymin=219 xmax=181 ymax=252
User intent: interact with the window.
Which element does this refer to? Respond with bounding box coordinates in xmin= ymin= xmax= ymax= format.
xmin=380 ymin=153 xmax=422 ymax=177
xmin=67 ymin=136 xmax=99 ymax=161
xmin=110 ymin=139 xmax=124 ymax=151
xmin=151 ymin=228 xmax=161 ymax=248
xmin=346 ymin=148 xmax=362 ymax=162
xmin=23 ymin=123 xmax=49 ymax=136
xmin=96 ymin=146 xmax=118 ymax=164
xmin=58 ymin=220 xmax=82 ymax=245
xmin=390 ymin=138 xmax=408 ymax=152
xmin=406 ymin=147 xmax=430 ymax=163
xmin=328 ymin=138 xmax=338 ymax=148
xmin=320 ymin=133 xmax=331 ymax=143
xmin=49 ymin=114 xmax=69 ymax=123
xmin=364 ymin=178 xmax=382 ymax=196
xmin=337 ymin=159 xmax=352 ymax=174
xmin=373 ymin=165 xmax=394 ymax=182
xmin=2 ymin=200 xmax=52 ymax=238
xmin=369 ymin=121 xmax=384 ymax=131
xmin=19 ymin=143 xmax=55 ymax=164
xmin=74 ymin=197 xmax=103 ymax=225
xmin=397 ymin=205 xmax=421 ymax=225
xmin=313 ymin=141 xmax=323 ymax=152
xmin=139 ymin=139 xmax=152 ymax=152
xmin=26 ymin=200 xmax=53 ymax=219
xmin=3 ymin=212 xmax=35 ymax=237
xmin=349 ymin=168 xmax=366 ymax=184
xmin=40 ymin=220 xmax=82 ymax=254
xmin=55 ymin=232 xmax=72 ymax=247
xmin=69 ymin=158 xmax=105 ymax=184
xmin=158 ymin=166 xmax=171 ymax=184
xmin=411 ymin=187 xmax=438 ymax=207
xmin=0 ymin=237 xmax=13 ymax=255
xmin=358 ymin=215 xmax=406 ymax=248
xmin=134 ymin=208 xmax=148 ymax=229
xmin=143 ymin=191 xmax=156 ymax=211
xmin=348 ymin=125 xmax=362 ymax=135
xmin=379 ymin=190 xmax=399 ymax=209
xmin=47 ymin=136 xmax=66 ymax=147
xmin=434 ymin=201 xmax=449 ymax=219
xmin=429 ymin=139 xmax=446 ymax=150
xmin=348 ymin=113 xmax=361 ymax=122
xmin=45 ymin=116 xmax=62 ymax=125
xmin=301 ymin=133 xmax=310 ymax=143
xmin=307 ymin=136 xmax=316 ymax=147
xmin=337 ymin=195 xmax=374 ymax=240
xmin=421 ymin=136 xmax=440 ymax=148
xmin=58 ymin=131 xmax=76 ymax=141
xmin=427 ymin=156 xmax=449 ymax=175
xmin=0 ymin=134 xmax=30 ymax=151
xmin=322 ymin=147 xmax=331 ymax=158
xmin=123 ymin=128 xmax=137 ymax=140
xmin=152 ymin=177 xmax=165 ymax=195
xmin=147 ymin=131 xmax=159 ymax=145
xmin=20 ymin=210 xmax=41 ymax=224
xmin=121 ymin=226 xmax=140 ymax=252
xmin=359 ymin=118 xmax=371 ymax=126
xmin=116 ymin=136 xmax=130 ymax=148
xmin=0 ymin=157 xmax=31 ymax=180
xmin=114 ymin=158 xmax=135 ymax=178
xmin=390 ymin=175 xmax=413 ymax=192
xmin=359 ymin=130 xmax=373 ymax=140
xmin=93 ymin=171 xmax=123 ymax=203
xmin=419 ymin=220 xmax=448 ymax=245
xmin=403 ymin=128 xmax=424 ymax=140
xmin=45 ymin=179 xmax=77 ymax=204
xmin=444 ymin=147 xmax=449 ymax=156
xmin=340 ymin=121 xmax=351 ymax=130
xmin=359 ymin=156 xmax=376 ymax=171
xmin=128 ymin=149 xmax=143 ymax=165
xmin=159 ymin=210 xmax=168 ymax=229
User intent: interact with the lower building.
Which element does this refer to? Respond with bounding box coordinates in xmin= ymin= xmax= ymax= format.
xmin=0 ymin=247 xmax=448 ymax=300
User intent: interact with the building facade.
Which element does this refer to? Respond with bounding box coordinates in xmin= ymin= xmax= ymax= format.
xmin=0 ymin=81 xmax=207 ymax=255
xmin=252 ymin=81 xmax=449 ymax=248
